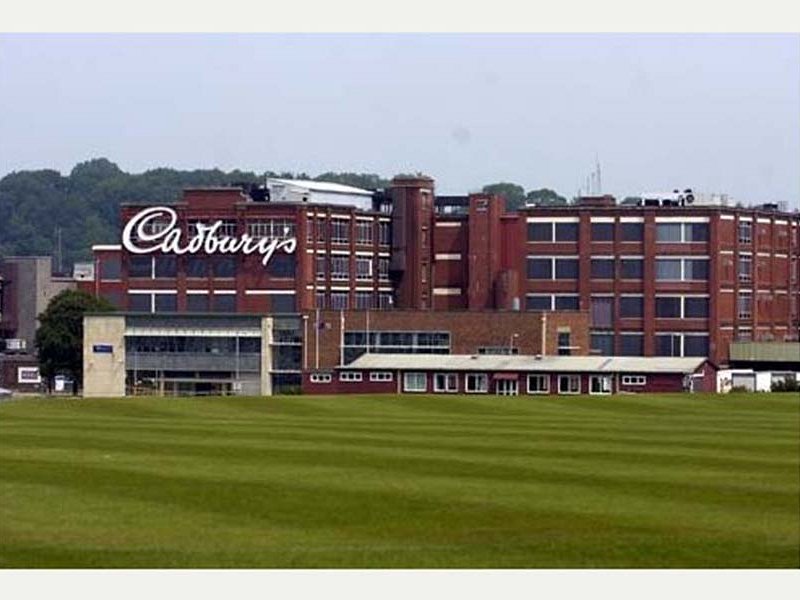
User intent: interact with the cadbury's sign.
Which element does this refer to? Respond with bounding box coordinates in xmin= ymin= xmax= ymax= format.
xmin=122 ymin=206 xmax=297 ymax=266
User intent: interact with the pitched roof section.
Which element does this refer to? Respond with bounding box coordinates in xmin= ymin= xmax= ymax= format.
xmin=341 ymin=354 xmax=707 ymax=374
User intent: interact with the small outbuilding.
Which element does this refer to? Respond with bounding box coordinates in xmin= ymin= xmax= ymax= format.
xmin=303 ymin=354 xmax=713 ymax=396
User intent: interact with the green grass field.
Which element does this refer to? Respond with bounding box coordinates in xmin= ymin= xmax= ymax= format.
xmin=0 ymin=393 xmax=798 ymax=568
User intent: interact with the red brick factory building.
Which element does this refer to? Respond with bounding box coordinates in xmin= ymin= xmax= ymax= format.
xmin=78 ymin=175 xmax=800 ymax=396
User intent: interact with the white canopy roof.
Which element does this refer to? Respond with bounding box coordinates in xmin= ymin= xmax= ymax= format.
xmin=341 ymin=354 xmax=706 ymax=374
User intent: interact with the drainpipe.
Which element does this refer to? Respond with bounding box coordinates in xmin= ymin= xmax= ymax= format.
xmin=541 ymin=312 xmax=547 ymax=356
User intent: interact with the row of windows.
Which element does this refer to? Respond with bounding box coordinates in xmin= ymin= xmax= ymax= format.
xmin=314 ymin=291 xmax=394 ymax=311
xmin=126 ymin=336 xmax=261 ymax=354
xmin=315 ymin=256 xmax=390 ymax=281
xmin=589 ymin=332 xmax=709 ymax=357
xmin=526 ymin=221 xmax=710 ymax=243
xmin=105 ymin=255 xmax=294 ymax=280
xmin=123 ymin=292 xmax=296 ymax=313
xmin=306 ymin=217 xmax=392 ymax=246
xmin=525 ymin=257 xmax=709 ymax=281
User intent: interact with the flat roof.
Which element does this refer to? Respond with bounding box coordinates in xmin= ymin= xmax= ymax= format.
xmin=341 ymin=354 xmax=706 ymax=374
xmin=729 ymin=342 xmax=800 ymax=364
xmin=268 ymin=178 xmax=374 ymax=196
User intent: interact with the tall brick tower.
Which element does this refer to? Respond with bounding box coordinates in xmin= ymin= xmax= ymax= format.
xmin=389 ymin=175 xmax=435 ymax=309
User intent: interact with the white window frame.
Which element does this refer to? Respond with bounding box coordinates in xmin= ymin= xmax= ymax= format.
xmin=621 ymin=375 xmax=647 ymax=386
xmin=355 ymin=257 xmax=373 ymax=281
xmin=369 ymin=371 xmax=393 ymax=382
xmin=526 ymin=374 xmax=549 ymax=394
xmin=433 ymin=373 xmax=459 ymax=393
xmin=465 ymin=373 xmax=489 ymax=394
xmin=558 ymin=374 xmax=581 ymax=395
xmin=339 ymin=371 xmax=362 ymax=382
xmin=310 ymin=373 xmax=332 ymax=384
xmin=403 ymin=372 xmax=427 ymax=392
xmin=588 ymin=375 xmax=612 ymax=395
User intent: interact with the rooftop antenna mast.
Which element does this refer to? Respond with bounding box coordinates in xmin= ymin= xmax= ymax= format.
xmin=596 ymin=156 xmax=602 ymax=194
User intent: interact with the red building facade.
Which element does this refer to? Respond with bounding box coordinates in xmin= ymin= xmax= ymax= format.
xmin=80 ymin=177 xmax=800 ymax=366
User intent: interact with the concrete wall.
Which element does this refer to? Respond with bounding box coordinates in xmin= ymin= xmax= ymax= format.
xmin=83 ymin=315 xmax=126 ymax=397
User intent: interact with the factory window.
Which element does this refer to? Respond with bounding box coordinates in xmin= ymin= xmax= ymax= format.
xmin=212 ymin=257 xmax=236 ymax=278
xmin=591 ymin=222 xmax=615 ymax=242
xmin=267 ymin=254 xmax=296 ymax=278
xmin=620 ymin=258 xmax=643 ymax=279
xmin=656 ymin=297 xmax=682 ymax=318
xmin=316 ymin=256 xmax=326 ymax=280
xmin=590 ymin=332 xmax=614 ymax=356
xmin=186 ymin=257 xmax=208 ymax=279
xmin=684 ymin=259 xmax=709 ymax=281
xmin=619 ymin=296 xmax=644 ymax=318
xmin=404 ymin=372 xmax=427 ymax=392
xmin=684 ymin=297 xmax=709 ymax=318
xmin=526 ymin=375 xmax=549 ymax=394
xmin=527 ymin=258 xmax=552 ymax=279
xmin=378 ymin=258 xmax=390 ymax=281
xmin=356 ymin=258 xmax=372 ymax=281
xmin=355 ymin=292 xmax=372 ymax=310
xmin=738 ymin=255 xmax=752 ymax=283
xmin=212 ymin=293 xmax=236 ymax=312
xmin=555 ymin=258 xmax=579 ymax=279
xmin=622 ymin=375 xmax=647 ymax=386
xmin=656 ymin=223 xmax=683 ymax=243
xmin=128 ymin=293 xmax=151 ymax=312
xmin=154 ymin=256 xmax=177 ymax=279
xmin=330 ymin=257 xmax=349 ymax=280
xmin=154 ymin=293 xmax=177 ymax=313
xmin=558 ymin=375 xmax=581 ymax=395
xmin=186 ymin=294 xmax=209 ymax=312
xmin=655 ymin=259 xmax=682 ymax=281
xmin=331 ymin=220 xmax=350 ymax=244
xmin=378 ymin=222 xmax=391 ymax=246
xmin=306 ymin=217 xmax=314 ymax=242
xmin=526 ymin=295 xmax=551 ymax=311
xmin=619 ymin=333 xmax=644 ymax=356
xmin=378 ymin=292 xmax=393 ymax=309
xmin=738 ymin=292 xmax=752 ymax=319
xmin=686 ymin=223 xmax=709 ymax=242
xmin=434 ymin=373 xmax=459 ymax=393
xmin=316 ymin=218 xmax=326 ymax=242
xmin=128 ymin=256 xmax=152 ymax=278
xmin=315 ymin=292 xmax=326 ymax=309
xmin=555 ymin=223 xmax=579 ymax=242
xmin=356 ymin=221 xmax=373 ymax=244
xmin=247 ymin=219 xmax=296 ymax=239
xmin=527 ymin=223 xmax=552 ymax=242
xmin=99 ymin=257 xmax=121 ymax=281
xmin=330 ymin=292 xmax=349 ymax=310
xmin=654 ymin=334 xmax=682 ymax=357
xmin=591 ymin=297 xmax=614 ymax=328
xmin=738 ymin=221 xmax=752 ymax=244
xmin=683 ymin=335 xmax=709 ymax=357
xmin=554 ymin=295 xmax=579 ymax=310
xmin=590 ymin=258 xmax=615 ymax=279
xmin=557 ymin=331 xmax=572 ymax=356
xmin=621 ymin=222 xmax=643 ymax=242
xmin=465 ymin=373 xmax=488 ymax=393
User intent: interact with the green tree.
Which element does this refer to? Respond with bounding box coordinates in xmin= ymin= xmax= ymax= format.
xmin=35 ymin=290 xmax=115 ymax=394
xmin=482 ymin=182 xmax=526 ymax=210
xmin=525 ymin=188 xmax=568 ymax=206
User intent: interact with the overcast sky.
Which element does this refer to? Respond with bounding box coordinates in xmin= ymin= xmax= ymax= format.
xmin=1 ymin=33 xmax=797 ymax=206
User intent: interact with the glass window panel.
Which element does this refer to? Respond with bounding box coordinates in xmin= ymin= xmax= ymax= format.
xmin=555 ymin=258 xmax=579 ymax=279
xmin=684 ymin=335 xmax=709 ymax=357
xmin=186 ymin=257 xmax=208 ymax=278
xmin=154 ymin=256 xmax=177 ymax=278
xmin=525 ymin=295 xmax=551 ymax=311
xmin=656 ymin=223 xmax=682 ymax=242
xmin=591 ymin=259 xmax=615 ymax=279
xmin=186 ymin=294 xmax=209 ymax=312
xmin=153 ymin=294 xmax=177 ymax=312
xmin=212 ymin=257 xmax=236 ymax=278
xmin=591 ymin=297 xmax=614 ymax=328
xmin=128 ymin=256 xmax=151 ymax=278
xmin=554 ymin=296 xmax=579 ymax=310
xmin=128 ymin=293 xmax=151 ymax=312
xmin=271 ymin=295 xmax=296 ymax=313
xmin=685 ymin=259 xmax=709 ymax=281
xmin=555 ymin=223 xmax=578 ymax=242
xmin=656 ymin=297 xmax=681 ymax=318
xmin=684 ymin=297 xmax=709 ymax=318
xmin=621 ymin=222 xmax=643 ymax=241
xmin=591 ymin=223 xmax=614 ymax=241
xmin=655 ymin=259 xmax=682 ymax=280
xmin=686 ymin=223 xmax=709 ymax=242
xmin=212 ymin=294 xmax=236 ymax=312
xmin=619 ymin=334 xmax=644 ymax=356
xmin=591 ymin=333 xmax=614 ymax=356
xmin=527 ymin=223 xmax=551 ymax=241
xmin=99 ymin=257 xmax=121 ymax=280
xmin=527 ymin=258 xmax=552 ymax=279
xmin=620 ymin=258 xmax=643 ymax=279
xmin=619 ymin=296 xmax=643 ymax=318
